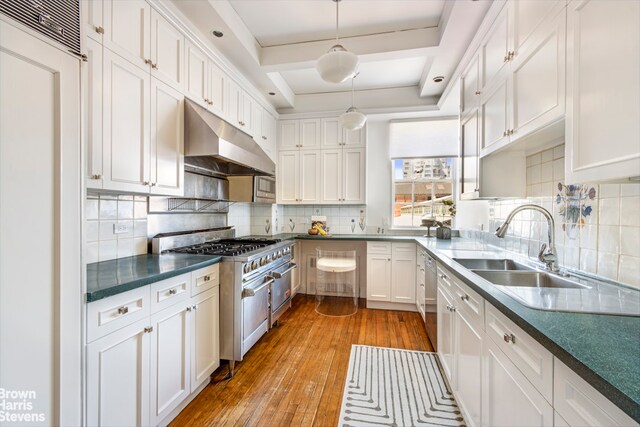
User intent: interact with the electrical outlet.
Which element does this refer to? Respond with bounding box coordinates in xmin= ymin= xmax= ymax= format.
xmin=113 ymin=223 xmax=129 ymax=234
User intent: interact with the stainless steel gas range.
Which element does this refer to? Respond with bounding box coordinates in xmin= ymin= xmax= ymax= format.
xmin=152 ymin=230 xmax=297 ymax=377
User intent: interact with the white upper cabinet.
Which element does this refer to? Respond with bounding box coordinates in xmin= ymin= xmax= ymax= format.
xmin=84 ymin=36 xmax=103 ymax=189
xmin=565 ymin=0 xmax=640 ymax=183
xmin=227 ymin=80 xmax=255 ymax=135
xmin=103 ymin=0 xmax=151 ymax=71
xmin=461 ymin=53 xmax=481 ymax=115
xmin=480 ymin=5 xmax=510 ymax=91
xmin=279 ymin=120 xmax=300 ymax=150
xmin=342 ymin=147 xmax=366 ymax=203
xmin=460 ymin=109 xmax=480 ymax=199
xmin=480 ymin=76 xmax=510 ymax=153
xmin=320 ymin=149 xmax=342 ymax=203
xmin=260 ymin=110 xmax=277 ymax=161
xmin=252 ymin=102 xmax=263 ymax=143
xmin=208 ymin=62 xmax=228 ymax=118
xmin=511 ymin=0 xmax=565 ymax=54
xmin=150 ymin=10 xmax=184 ymax=92
xmin=82 ymin=0 xmax=104 ymax=42
xmin=276 ymin=149 xmax=320 ymax=204
xmin=300 ymin=119 xmax=321 ymax=150
xmin=299 ymin=150 xmax=321 ymax=203
xmin=277 ymin=150 xmax=299 ymax=203
xmin=321 ymin=117 xmax=341 ymax=148
xmin=150 ymin=79 xmax=184 ymax=196
xmin=343 ymin=126 xmax=365 ymax=147
xmin=185 ymin=41 xmax=209 ymax=108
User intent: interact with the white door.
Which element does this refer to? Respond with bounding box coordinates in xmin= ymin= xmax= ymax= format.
xmin=150 ymin=304 xmax=191 ymax=426
xmin=87 ymin=319 xmax=150 ymax=427
xmin=300 ymin=118 xmax=321 ymax=149
xmin=461 ymin=54 xmax=480 ymax=115
xmin=480 ymin=77 xmax=510 ymax=153
xmin=391 ymin=254 xmax=416 ymax=303
xmin=342 ymin=148 xmax=366 ymax=204
xmin=482 ymin=337 xmax=553 ymax=427
xmin=321 ymin=149 xmax=343 ymax=203
xmin=103 ymin=49 xmax=150 ymax=193
xmin=103 ymin=0 xmax=151 ymax=71
xmin=455 ymin=309 xmax=483 ymax=427
xmin=208 ymin=62 xmax=228 ymax=118
xmin=150 ymin=78 xmax=184 ymax=196
xmin=84 ymin=36 xmax=103 ymax=189
xmin=185 ymin=41 xmax=209 ymax=108
xmin=342 ymin=125 xmax=365 ymax=147
xmin=460 ymin=110 xmax=480 ymax=198
xmin=279 ymin=120 xmax=300 ymax=150
xmin=278 ymin=151 xmax=299 ymax=203
xmin=321 ymin=117 xmax=341 ymax=148
xmin=0 ymin=21 xmax=82 ymax=426
xmin=437 ymin=286 xmax=455 ymax=382
xmin=480 ymin=4 xmax=511 ymax=90
xmin=191 ymin=287 xmax=220 ymax=392
xmin=299 ymin=150 xmax=321 ymax=203
xmin=150 ymin=9 xmax=184 ymax=91
xmin=510 ymin=8 xmax=566 ymax=142
xmin=82 ymin=0 xmax=103 ymax=42
xmin=366 ymin=255 xmax=392 ymax=301
xmin=565 ymin=0 xmax=640 ymax=183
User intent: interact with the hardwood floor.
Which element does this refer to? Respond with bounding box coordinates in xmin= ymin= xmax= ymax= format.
xmin=170 ymin=295 xmax=434 ymax=427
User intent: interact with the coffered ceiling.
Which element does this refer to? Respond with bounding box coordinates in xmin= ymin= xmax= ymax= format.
xmin=169 ymin=0 xmax=491 ymax=116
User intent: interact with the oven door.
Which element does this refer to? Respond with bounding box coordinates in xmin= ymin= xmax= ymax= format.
xmin=241 ymin=275 xmax=273 ymax=357
xmin=269 ymin=261 xmax=297 ymax=324
xmin=254 ymin=176 xmax=276 ymax=203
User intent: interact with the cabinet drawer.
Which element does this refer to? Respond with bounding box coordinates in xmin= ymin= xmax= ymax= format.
xmin=452 ymin=279 xmax=484 ymax=329
xmin=437 ymin=265 xmax=455 ymax=294
xmin=554 ymin=358 xmax=637 ymax=427
xmin=367 ymin=241 xmax=391 ymax=254
xmin=191 ymin=263 xmax=220 ymax=296
xmin=150 ymin=273 xmax=191 ymax=314
xmin=426 ymin=253 xmax=437 ymax=273
xmin=87 ymin=286 xmax=151 ymax=343
xmin=485 ymin=304 xmax=553 ymax=403
xmin=392 ymin=242 xmax=416 ymax=257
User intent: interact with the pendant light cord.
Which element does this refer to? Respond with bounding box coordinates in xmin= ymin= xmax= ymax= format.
xmin=351 ymin=76 xmax=355 ymax=106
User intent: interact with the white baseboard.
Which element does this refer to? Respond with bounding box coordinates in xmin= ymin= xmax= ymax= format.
xmin=366 ymin=300 xmax=419 ymax=312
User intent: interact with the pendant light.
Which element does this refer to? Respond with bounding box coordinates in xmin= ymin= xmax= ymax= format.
xmin=316 ymin=0 xmax=359 ymax=84
xmin=339 ymin=74 xmax=366 ymax=130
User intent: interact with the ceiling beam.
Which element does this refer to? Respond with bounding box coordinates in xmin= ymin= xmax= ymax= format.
xmin=266 ymin=72 xmax=296 ymax=108
xmin=260 ymin=27 xmax=440 ymax=72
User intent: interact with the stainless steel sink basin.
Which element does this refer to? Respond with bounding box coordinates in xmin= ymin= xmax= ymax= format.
xmin=453 ymin=258 xmax=533 ymax=271
xmin=472 ymin=270 xmax=590 ymax=289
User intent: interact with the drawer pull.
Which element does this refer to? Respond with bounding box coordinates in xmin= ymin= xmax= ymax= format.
xmin=503 ymin=333 xmax=516 ymax=344
xmin=204 ymin=275 xmax=211 ymax=281
xmin=168 ymin=289 xmax=177 ymax=295
xmin=440 ymin=274 xmax=447 ymax=280
xmin=117 ymin=306 xmax=129 ymax=315
xmin=186 ymin=306 xmax=192 ymax=312
xmin=144 ymin=326 xmax=153 ymax=333
xmin=460 ymin=294 xmax=469 ymax=301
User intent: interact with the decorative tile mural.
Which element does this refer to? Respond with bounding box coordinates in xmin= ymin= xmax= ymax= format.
xmin=556 ymin=183 xmax=596 ymax=239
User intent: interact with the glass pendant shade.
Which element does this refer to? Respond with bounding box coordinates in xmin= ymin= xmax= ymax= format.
xmin=317 ymin=44 xmax=359 ymax=83
xmin=339 ymin=107 xmax=367 ymax=130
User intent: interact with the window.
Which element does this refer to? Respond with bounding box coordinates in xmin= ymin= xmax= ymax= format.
xmin=392 ymin=158 xmax=454 ymax=228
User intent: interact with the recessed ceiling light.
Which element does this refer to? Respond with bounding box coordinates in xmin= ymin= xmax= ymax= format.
xmin=268 ymin=92 xmax=276 ymax=96
xmin=433 ymin=76 xmax=445 ymax=83
xmin=212 ymin=30 xmax=224 ymax=38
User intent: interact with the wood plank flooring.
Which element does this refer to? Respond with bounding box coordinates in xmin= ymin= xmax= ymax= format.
xmin=170 ymin=295 xmax=434 ymax=427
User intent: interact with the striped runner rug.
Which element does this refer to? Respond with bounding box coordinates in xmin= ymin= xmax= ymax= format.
xmin=339 ymin=345 xmax=466 ymax=427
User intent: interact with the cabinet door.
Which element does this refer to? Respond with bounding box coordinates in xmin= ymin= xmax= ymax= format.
xmin=321 ymin=149 xmax=342 ymax=203
xmin=228 ymin=80 xmax=242 ymax=128
xmin=299 ymin=150 xmax=321 ymax=203
xmin=480 ymin=77 xmax=510 ymax=153
xmin=185 ymin=42 xmax=209 ymax=108
xmin=343 ymin=125 xmax=365 ymax=147
xmin=461 ymin=54 xmax=480 ymax=115
xmin=278 ymin=150 xmax=299 ymax=203
xmin=191 ymin=287 xmax=220 ymax=392
xmin=252 ymin=101 xmax=263 ymax=141
xmin=150 ymin=79 xmax=184 ymax=196
xmin=455 ymin=308 xmax=483 ymax=427
xmin=241 ymin=91 xmax=254 ymax=135
xmin=103 ymin=0 xmax=151 ymax=71
xmin=366 ymin=255 xmax=392 ymax=301
xmin=87 ymin=319 xmax=150 ymax=427
xmin=480 ymin=5 xmax=511 ymax=90
xmin=321 ymin=117 xmax=341 ymax=148
xmin=149 ymin=304 xmax=190 ymax=426
xmin=437 ymin=286 xmax=455 ymax=383
xmin=150 ymin=10 xmax=184 ymax=91
xmin=279 ymin=120 xmax=300 ymax=150
xmin=84 ymin=37 xmax=103 ymax=189
xmin=262 ymin=111 xmax=277 ymax=160
xmin=482 ymin=336 xmax=553 ymax=427
xmin=300 ymin=119 xmax=321 ymax=149
xmin=566 ymin=0 xmax=640 ymax=183
xmin=391 ymin=246 xmax=416 ymax=303
xmin=343 ymin=147 xmax=366 ymax=204
xmin=510 ymin=8 xmax=565 ymax=143
xmin=511 ymin=0 xmax=564 ymax=55
xmin=103 ymin=49 xmax=150 ymax=193
xmin=82 ymin=0 xmax=103 ymax=42
xmin=460 ymin=110 xmax=479 ymax=198
xmin=208 ymin=62 xmax=228 ymax=118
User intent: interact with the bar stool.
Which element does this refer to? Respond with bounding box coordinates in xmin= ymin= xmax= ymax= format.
xmin=315 ymin=249 xmax=358 ymax=317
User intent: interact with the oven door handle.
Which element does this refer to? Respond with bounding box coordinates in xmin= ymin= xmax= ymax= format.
xmin=242 ymin=277 xmax=274 ymax=298
xmin=270 ymin=263 xmax=298 ymax=279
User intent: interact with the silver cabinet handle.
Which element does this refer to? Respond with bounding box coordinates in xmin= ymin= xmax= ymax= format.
xmin=144 ymin=58 xmax=153 ymax=66
xmin=144 ymin=326 xmax=153 ymax=333
xmin=168 ymin=288 xmax=177 ymax=295
xmin=151 ymin=62 xmax=158 ymax=69
xmin=143 ymin=181 xmax=150 ymax=186
xmin=503 ymin=333 xmax=516 ymax=343
xmin=90 ymin=174 xmax=102 ymax=179
xmin=270 ymin=263 xmax=297 ymax=278
xmin=95 ymin=26 xmax=104 ymax=34
xmin=460 ymin=294 xmax=469 ymax=301
xmin=242 ymin=277 xmax=274 ymax=298
xmin=186 ymin=306 xmax=192 ymax=312
xmin=192 ymin=305 xmax=197 ymax=310
xmin=117 ymin=306 xmax=129 ymax=315
xmin=204 ymin=275 xmax=211 ymax=281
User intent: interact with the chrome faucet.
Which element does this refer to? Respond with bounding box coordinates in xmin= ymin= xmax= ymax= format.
xmin=495 ymin=204 xmax=559 ymax=272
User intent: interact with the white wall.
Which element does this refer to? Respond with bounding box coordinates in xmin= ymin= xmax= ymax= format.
xmin=366 ymin=120 xmax=393 ymax=229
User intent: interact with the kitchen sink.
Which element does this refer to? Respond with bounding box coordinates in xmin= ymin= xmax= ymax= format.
xmin=472 ymin=270 xmax=590 ymax=290
xmin=453 ymin=258 xmax=533 ymax=271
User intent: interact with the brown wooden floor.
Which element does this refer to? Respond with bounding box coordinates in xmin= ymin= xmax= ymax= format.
xmin=170 ymin=295 xmax=434 ymax=427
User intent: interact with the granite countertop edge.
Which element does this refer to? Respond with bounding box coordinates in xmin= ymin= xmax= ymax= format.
xmin=281 ymin=233 xmax=640 ymax=422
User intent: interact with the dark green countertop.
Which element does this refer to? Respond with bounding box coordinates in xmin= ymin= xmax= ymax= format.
xmin=262 ymin=233 xmax=640 ymax=421
xmin=86 ymin=254 xmax=222 ymax=302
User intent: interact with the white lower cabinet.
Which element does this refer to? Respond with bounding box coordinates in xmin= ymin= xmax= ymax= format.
xmin=482 ymin=336 xmax=553 ymax=427
xmin=366 ymin=243 xmax=416 ymax=306
xmin=455 ymin=305 xmax=483 ymax=427
xmin=366 ymin=253 xmax=392 ymax=301
xmin=391 ymin=243 xmax=416 ymax=303
xmin=436 ymin=285 xmax=455 ymax=383
xmin=87 ymin=319 xmax=151 ymax=427
xmin=87 ymin=266 xmax=220 ymax=426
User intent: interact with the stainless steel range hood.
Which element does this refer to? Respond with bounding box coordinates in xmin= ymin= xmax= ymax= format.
xmin=184 ymin=98 xmax=276 ymax=177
